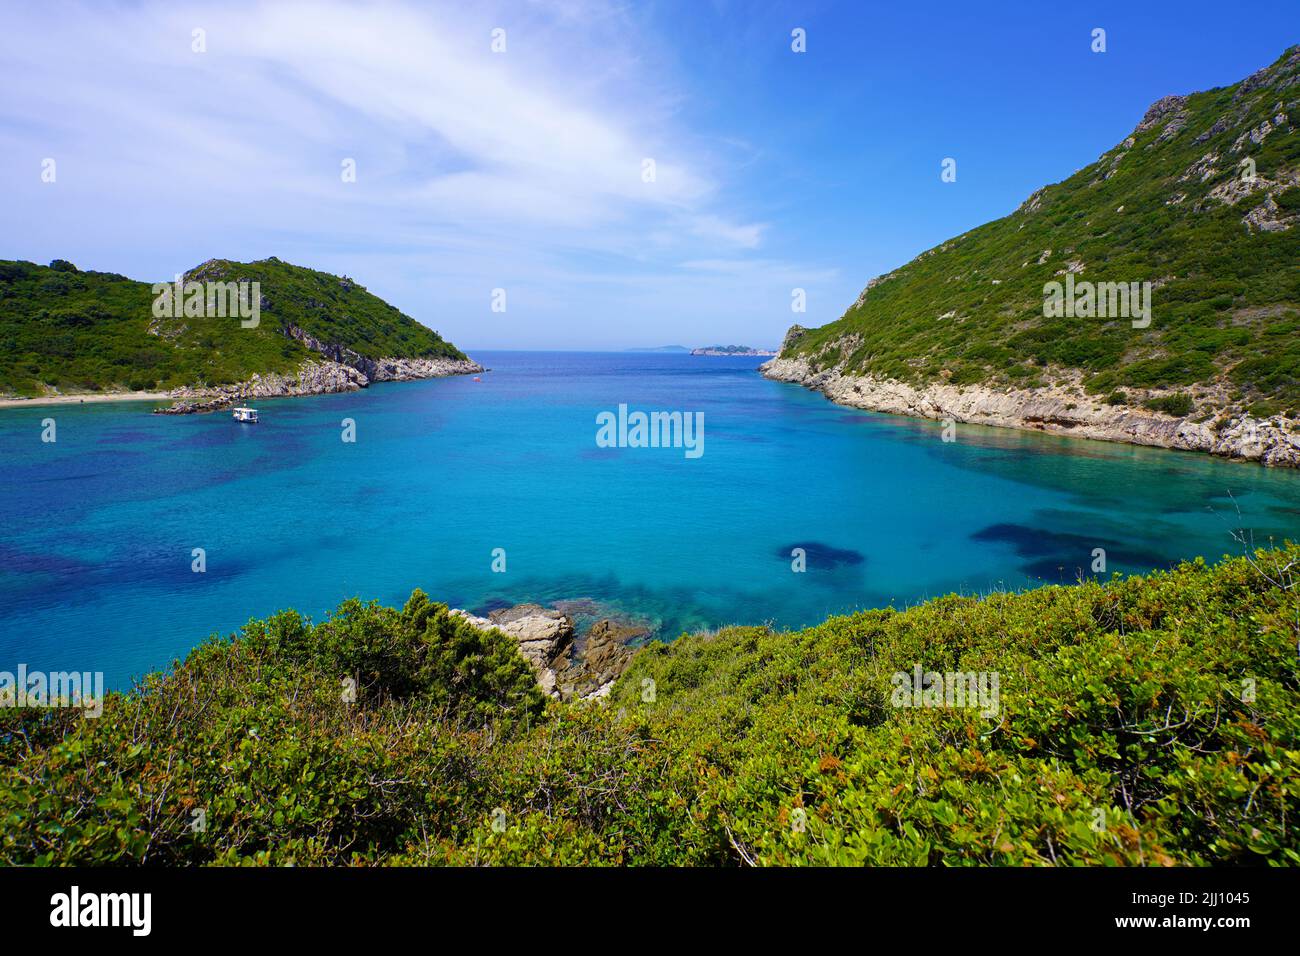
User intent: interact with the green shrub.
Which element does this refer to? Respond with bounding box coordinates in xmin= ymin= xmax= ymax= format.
xmin=1144 ymin=392 xmax=1194 ymax=416
xmin=2 ymin=548 xmax=1298 ymax=866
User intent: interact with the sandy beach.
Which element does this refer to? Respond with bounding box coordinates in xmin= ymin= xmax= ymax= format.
xmin=0 ymin=391 xmax=174 ymax=410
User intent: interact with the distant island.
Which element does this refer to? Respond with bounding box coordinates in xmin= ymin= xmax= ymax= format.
xmin=691 ymin=345 xmax=778 ymax=356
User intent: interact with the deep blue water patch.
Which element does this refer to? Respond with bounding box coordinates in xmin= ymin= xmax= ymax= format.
xmin=971 ymin=522 xmax=1175 ymax=581
xmin=777 ymin=542 xmax=866 ymax=569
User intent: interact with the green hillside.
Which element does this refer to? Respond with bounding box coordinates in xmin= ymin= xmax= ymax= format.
xmin=0 ymin=257 xmax=466 ymax=396
xmin=782 ymin=46 xmax=1300 ymax=419
xmin=3 ymin=545 xmax=1296 ymax=866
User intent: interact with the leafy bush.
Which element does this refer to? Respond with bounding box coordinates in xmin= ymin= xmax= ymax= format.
xmin=1143 ymin=392 xmax=1194 ymax=416
xmin=2 ymin=548 xmax=1298 ymax=866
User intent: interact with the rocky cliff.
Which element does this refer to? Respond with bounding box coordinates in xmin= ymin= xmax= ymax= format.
xmin=761 ymin=354 xmax=1300 ymax=466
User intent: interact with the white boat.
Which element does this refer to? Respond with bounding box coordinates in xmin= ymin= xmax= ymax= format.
xmin=232 ymin=406 xmax=259 ymax=423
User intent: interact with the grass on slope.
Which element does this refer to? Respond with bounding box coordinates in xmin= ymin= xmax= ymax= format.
xmin=785 ymin=46 xmax=1300 ymax=419
xmin=2 ymin=546 xmax=1297 ymax=866
xmin=0 ymin=257 xmax=465 ymax=396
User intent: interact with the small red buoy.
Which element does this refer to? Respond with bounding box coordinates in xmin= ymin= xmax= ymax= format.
xmin=473 ymin=376 xmax=482 ymax=382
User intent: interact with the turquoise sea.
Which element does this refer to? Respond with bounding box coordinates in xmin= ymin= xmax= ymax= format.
xmin=3 ymin=350 xmax=1300 ymax=689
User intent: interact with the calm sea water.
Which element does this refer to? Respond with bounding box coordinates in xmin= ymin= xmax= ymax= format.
xmin=3 ymin=350 xmax=1300 ymax=689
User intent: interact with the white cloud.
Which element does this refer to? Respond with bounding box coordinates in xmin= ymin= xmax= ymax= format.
xmin=0 ymin=0 xmax=839 ymax=348
xmin=688 ymin=215 xmax=768 ymax=249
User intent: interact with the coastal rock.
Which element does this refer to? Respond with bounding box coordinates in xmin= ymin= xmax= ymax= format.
xmin=760 ymin=351 xmax=1300 ymax=468
xmin=487 ymin=604 xmax=574 ymax=689
xmin=282 ymin=323 xmax=484 ymax=382
xmin=449 ymin=604 xmax=571 ymax=696
xmin=153 ymin=360 xmax=368 ymax=414
xmin=153 ymin=351 xmax=483 ymax=415
xmin=451 ymin=604 xmax=643 ymax=701
xmin=554 ymin=619 xmax=643 ymax=700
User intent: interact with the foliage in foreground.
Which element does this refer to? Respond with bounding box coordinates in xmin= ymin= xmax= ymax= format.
xmin=2 ymin=548 xmax=1298 ymax=866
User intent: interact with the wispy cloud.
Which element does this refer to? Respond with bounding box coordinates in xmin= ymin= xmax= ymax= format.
xmin=0 ymin=0 xmax=831 ymax=348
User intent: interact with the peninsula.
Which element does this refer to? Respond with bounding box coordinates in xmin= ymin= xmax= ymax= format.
xmin=0 ymin=256 xmax=480 ymax=412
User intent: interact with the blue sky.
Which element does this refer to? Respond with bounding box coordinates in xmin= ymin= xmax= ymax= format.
xmin=2 ymin=1 xmax=1296 ymax=350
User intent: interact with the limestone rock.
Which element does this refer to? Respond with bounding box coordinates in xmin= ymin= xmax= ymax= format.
xmin=554 ymin=619 xmax=643 ymax=700
xmin=153 ymin=349 xmax=483 ymax=414
xmin=759 ymin=354 xmax=1300 ymax=468
xmin=1136 ymin=94 xmax=1188 ymax=132
xmin=451 ymin=604 xmax=644 ymax=702
xmin=778 ymin=324 xmax=808 ymax=354
xmin=486 ymin=604 xmax=574 ymax=674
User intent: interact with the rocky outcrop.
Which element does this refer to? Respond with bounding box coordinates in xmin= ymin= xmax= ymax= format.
xmin=153 ymin=361 xmax=368 ymax=414
xmin=153 ymin=352 xmax=482 ymax=414
xmin=281 ymin=323 xmax=483 ymax=382
xmin=450 ymin=604 xmax=643 ymax=701
xmin=760 ymin=352 xmax=1300 ymax=468
xmin=1243 ymin=193 xmax=1300 ymax=232
xmin=364 ymin=355 xmax=483 ymax=381
xmin=779 ymin=324 xmax=809 ymax=352
xmin=1136 ymin=94 xmax=1188 ymax=132
xmin=488 ymin=604 xmax=573 ymax=696
xmin=558 ymin=620 xmax=641 ymax=700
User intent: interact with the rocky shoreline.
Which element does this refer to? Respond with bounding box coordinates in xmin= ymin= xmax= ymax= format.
xmin=153 ymin=354 xmax=483 ymax=415
xmin=451 ymin=603 xmax=644 ymax=701
xmin=760 ymin=354 xmax=1300 ymax=467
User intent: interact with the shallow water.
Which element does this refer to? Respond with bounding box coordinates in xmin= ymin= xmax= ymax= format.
xmin=3 ymin=350 xmax=1299 ymax=689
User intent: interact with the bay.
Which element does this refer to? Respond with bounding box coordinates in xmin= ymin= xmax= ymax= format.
xmin=2 ymin=350 xmax=1298 ymax=689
